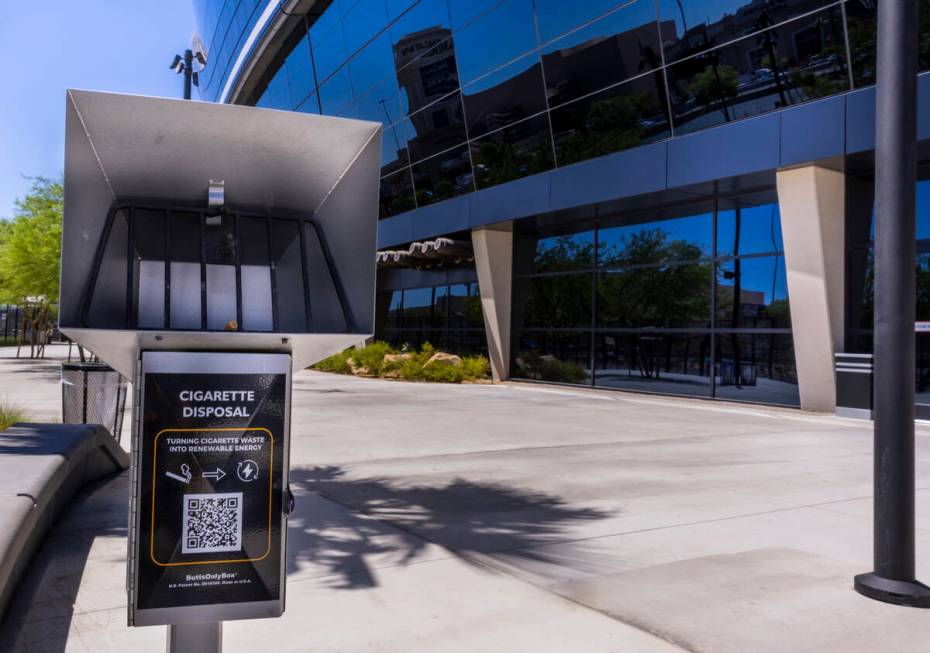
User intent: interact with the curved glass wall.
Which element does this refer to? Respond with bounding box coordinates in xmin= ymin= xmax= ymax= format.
xmin=197 ymin=0 xmax=930 ymax=220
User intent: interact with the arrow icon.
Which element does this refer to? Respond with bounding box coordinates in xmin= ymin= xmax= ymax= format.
xmin=202 ymin=468 xmax=226 ymax=482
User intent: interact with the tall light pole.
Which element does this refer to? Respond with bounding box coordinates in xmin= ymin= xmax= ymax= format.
xmin=170 ymin=47 xmax=206 ymax=100
xmin=854 ymin=0 xmax=930 ymax=608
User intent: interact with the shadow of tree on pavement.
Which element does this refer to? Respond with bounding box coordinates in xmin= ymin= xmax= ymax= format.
xmin=286 ymin=465 xmax=611 ymax=589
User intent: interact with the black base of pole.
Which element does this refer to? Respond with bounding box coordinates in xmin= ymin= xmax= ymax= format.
xmin=854 ymin=572 xmax=930 ymax=607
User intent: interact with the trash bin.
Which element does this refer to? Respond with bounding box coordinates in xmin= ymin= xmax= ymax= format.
xmin=61 ymin=362 xmax=127 ymax=442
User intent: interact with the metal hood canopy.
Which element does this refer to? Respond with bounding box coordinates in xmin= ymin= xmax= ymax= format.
xmin=60 ymin=90 xmax=382 ymax=376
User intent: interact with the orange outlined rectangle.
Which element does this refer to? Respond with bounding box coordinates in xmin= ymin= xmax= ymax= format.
xmin=150 ymin=427 xmax=274 ymax=567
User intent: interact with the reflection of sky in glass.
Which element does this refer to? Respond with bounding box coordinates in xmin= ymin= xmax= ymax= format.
xmin=599 ymin=213 xmax=714 ymax=263
xmin=717 ymin=204 xmax=783 ymax=256
xmin=404 ymin=287 xmax=432 ymax=309
xmin=718 ymin=255 xmax=787 ymax=306
xmin=454 ymin=0 xmax=537 ymax=84
xmin=540 ymin=0 xmax=658 ymax=53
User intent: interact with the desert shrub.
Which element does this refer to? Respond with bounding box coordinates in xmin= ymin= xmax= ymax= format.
xmin=313 ymin=341 xmax=489 ymax=383
xmin=314 ymin=349 xmax=353 ymax=374
xmin=0 ymin=401 xmax=30 ymax=431
xmin=351 ymin=341 xmax=397 ymax=375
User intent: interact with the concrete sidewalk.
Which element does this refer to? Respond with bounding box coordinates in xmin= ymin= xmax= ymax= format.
xmin=1 ymin=351 xmax=929 ymax=651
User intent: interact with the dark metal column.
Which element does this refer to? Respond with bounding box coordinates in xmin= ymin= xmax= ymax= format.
xmin=854 ymin=0 xmax=930 ymax=608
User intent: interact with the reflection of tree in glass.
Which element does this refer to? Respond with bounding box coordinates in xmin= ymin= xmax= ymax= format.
xmin=597 ymin=230 xmax=711 ymax=334
xmin=556 ymin=92 xmax=653 ymax=165
xmin=473 ymin=133 xmax=553 ymax=189
xmin=689 ymin=64 xmax=738 ymax=120
xmin=534 ymin=235 xmax=594 ymax=273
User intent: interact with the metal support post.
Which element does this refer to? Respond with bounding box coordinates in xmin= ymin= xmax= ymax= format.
xmin=167 ymin=622 xmax=222 ymax=653
xmin=854 ymin=0 xmax=930 ymax=608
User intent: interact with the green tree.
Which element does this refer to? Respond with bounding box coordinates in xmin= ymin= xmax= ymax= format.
xmin=0 ymin=177 xmax=63 ymax=303
xmin=689 ymin=64 xmax=739 ymax=117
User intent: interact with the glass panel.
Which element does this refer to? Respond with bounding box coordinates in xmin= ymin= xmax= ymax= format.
xmin=657 ymin=0 xmax=836 ymax=64
xmin=206 ymin=264 xmax=237 ymax=330
xmin=386 ymin=0 xmax=418 ymax=20
xmin=411 ymin=144 xmax=473 ymax=205
xmin=380 ymin=168 xmax=416 ymax=218
xmin=390 ymin=0 xmax=453 ymax=61
xmin=594 ymin=332 xmax=712 ymax=398
xmin=310 ymin=18 xmax=348 ymax=82
xmin=403 ymin=92 xmax=468 ymax=162
xmin=349 ymin=32 xmax=396 ymax=104
xmin=470 ymin=115 xmax=555 ymax=190
xmin=448 ymin=282 xmax=484 ymax=329
xmin=517 ymin=273 xmax=593 ymax=328
xmin=341 ymin=0 xmax=389 ymax=54
xmin=550 ymin=73 xmax=670 ymax=166
xmin=401 ymin=287 xmax=433 ymax=329
xmin=284 ymin=29 xmax=315 ymax=108
xmin=841 ymin=0 xmax=930 ymax=87
xmin=296 ymin=92 xmax=321 ymax=114
xmin=596 ymin=263 xmax=713 ymax=329
xmin=666 ymin=6 xmax=850 ymax=136
xmin=319 ymin=65 xmax=357 ymax=117
xmin=454 ymin=0 xmax=537 ymax=85
xmin=445 ymin=328 xmax=489 ymax=356
xmin=512 ymin=330 xmax=592 ymax=384
xmin=717 ymin=204 xmax=783 ymax=257
xmin=716 ymin=255 xmax=790 ymax=329
xmin=396 ymin=33 xmax=460 ymax=117
xmin=918 ymin=332 xmax=930 ymax=406
xmin=352 ymin=75 xmax=403 ymax=134
xmin=386 ymin=290 xmax=403 ymax=329
xmin=598 ymin=213 xmax=714 ymax=268
xmin=715 ymin=333 xmax=799 ymax=406
xmin=527 ymin=230 xmax=596 ymax=274
xmin=447 ymin=0 xmax=506 ymax=31
xmin=536 ymin=0 xmax=645 ymax=45
xmin=433 ymin=285 xmax=450 ymax=327
xmin=541 ymin=0 xmax=661 ymax=106
xmin=462 ymin=52 xmax=546 ymax=137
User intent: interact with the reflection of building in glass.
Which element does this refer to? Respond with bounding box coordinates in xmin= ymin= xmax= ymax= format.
xmin=197 ymin=0 xmax=930 ymax=411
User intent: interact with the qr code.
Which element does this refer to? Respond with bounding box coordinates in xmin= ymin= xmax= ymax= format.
xmin=181 ymin=492 xmax=243 ymax=554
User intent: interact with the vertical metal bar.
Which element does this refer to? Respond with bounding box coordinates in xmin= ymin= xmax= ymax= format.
xmin=167 ymin=622 xmax=221 ymax=653
xmin=873 ymin=0 xmax=917 ymax=582
xmin=82 ymin=369 xmax=88 ymax=424
xmin=590 ymin=213 xmax=598 ymax=387
xmin=234 ymin=214 xmax=243 ymax=331
xmin=267 ymin=216 xmax=279 ymax=332
xmin=297 ymin=220 xmax=312 ymax=331
xmin=200 ymin=211 xmax=207 ymax=331
xmin=854 ymin=0 xmax=930 ymax=608
xmin=164 ymin=210 xmax=171 ymax=329
xmin=125 ymin=208 xmax=135 ymax=329
xmin=711 ymin=199 xmax=718 ymax=399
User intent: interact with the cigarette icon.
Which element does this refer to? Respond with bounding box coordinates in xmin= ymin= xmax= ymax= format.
xmin=165 ymin=464 xmax=192 ymax=484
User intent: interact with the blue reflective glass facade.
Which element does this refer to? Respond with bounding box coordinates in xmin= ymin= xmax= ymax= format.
xmin=197 ymin=0 xmax=928 ymax=219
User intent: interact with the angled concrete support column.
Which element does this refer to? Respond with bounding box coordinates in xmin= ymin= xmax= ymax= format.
xmin=472 ymin=225 xmax=513 ymax=382
xmin=776 ymin=164 xmax=846 ymax=411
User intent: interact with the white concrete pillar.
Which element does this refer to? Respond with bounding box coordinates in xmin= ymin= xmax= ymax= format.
xmin=472 ymin=225 xmax=513 ymax=382
xmin=776 ymin=164 xmax=846 ymax=411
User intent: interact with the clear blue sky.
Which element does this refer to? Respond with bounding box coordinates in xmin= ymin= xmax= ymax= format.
xmin=0 ymin=1 xmax=197 ymax=218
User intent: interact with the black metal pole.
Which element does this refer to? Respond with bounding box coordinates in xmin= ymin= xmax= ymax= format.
xmin=854 ymin=0 xmax=930 ymax=608
xmin=183 ymin=49 xmax=193 ymax=100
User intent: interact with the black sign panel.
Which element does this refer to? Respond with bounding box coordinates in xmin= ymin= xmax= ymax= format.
xmin=129 ymin=351 xmax=289 ymax=626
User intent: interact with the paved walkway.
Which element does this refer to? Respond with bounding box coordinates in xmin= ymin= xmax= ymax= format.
xmin=0 ymin=349 xmax=929 ymax=651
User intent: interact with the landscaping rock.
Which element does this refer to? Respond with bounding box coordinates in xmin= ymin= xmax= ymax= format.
xmin=384 ymin=353 xmax=413 ymax=364
xmin=426 ymin=352 xmax=462 ymax=367
xmin=347 ymin=358 xmax=370 ymax=376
